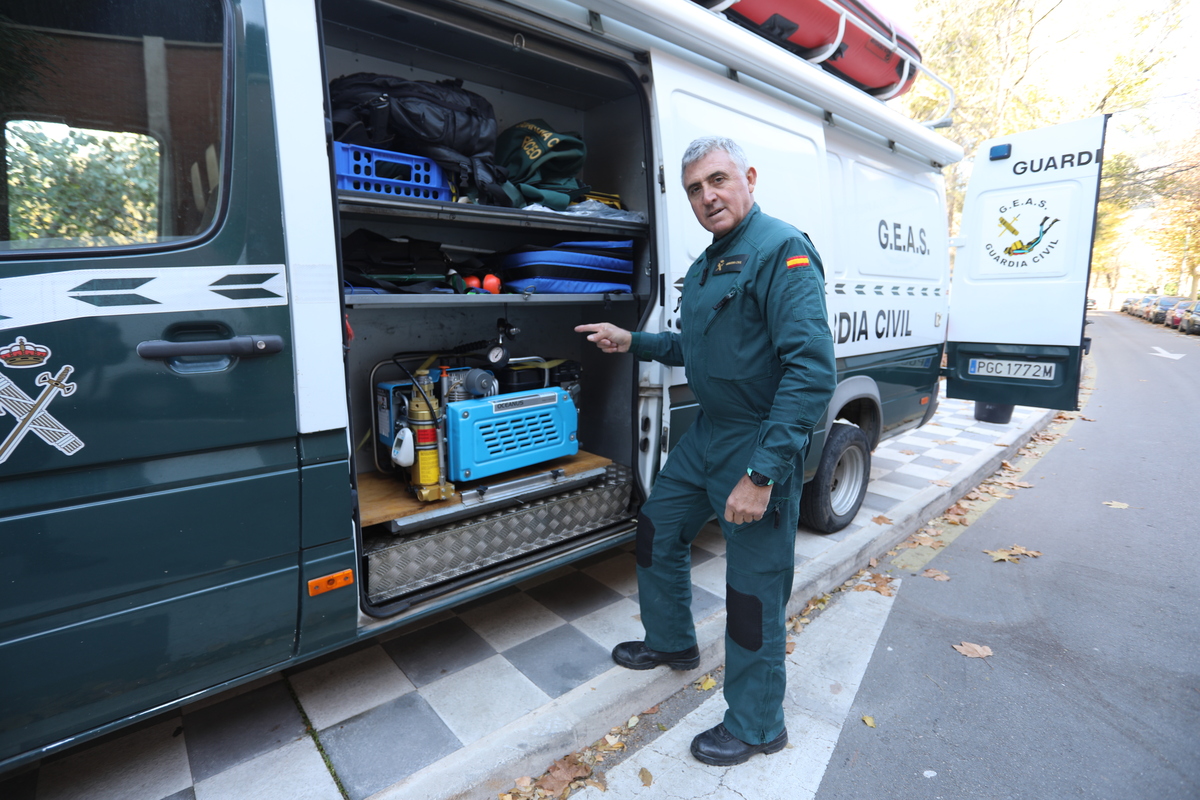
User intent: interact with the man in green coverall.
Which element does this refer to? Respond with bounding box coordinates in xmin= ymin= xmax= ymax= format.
xmin=576 ymin=137 xmax=835 ymax=766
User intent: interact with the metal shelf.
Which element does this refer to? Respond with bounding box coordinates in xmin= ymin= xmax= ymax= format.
xmin=344 ymin=291 xmax=636 ymax=308
xmin=337 ymin=192 xmax=648 ymax=237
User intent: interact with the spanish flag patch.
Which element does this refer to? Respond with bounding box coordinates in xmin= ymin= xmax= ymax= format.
xmin=786 ymin=255 xmax=810 ymax=269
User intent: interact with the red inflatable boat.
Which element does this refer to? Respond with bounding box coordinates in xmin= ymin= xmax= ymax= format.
xmin=696 ymin=0 xmax=923 ymax=97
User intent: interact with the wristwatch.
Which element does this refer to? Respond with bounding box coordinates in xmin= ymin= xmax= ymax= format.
xmin=747 ymin=469 xmax=774 ymax=487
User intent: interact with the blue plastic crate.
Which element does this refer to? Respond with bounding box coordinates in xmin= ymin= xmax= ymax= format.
xmin=333 ymin=142 xmax=452 ymax=201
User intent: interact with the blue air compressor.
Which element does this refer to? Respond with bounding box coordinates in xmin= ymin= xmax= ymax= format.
xmin=375 ymin=359 xmax=580 ymax=496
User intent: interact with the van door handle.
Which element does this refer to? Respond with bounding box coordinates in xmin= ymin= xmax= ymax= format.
xmin=137 ymin=335 xmax=284 ymax=359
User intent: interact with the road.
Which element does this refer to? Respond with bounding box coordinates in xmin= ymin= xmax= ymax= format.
xmin=816 ymin=310 xmax=1200 ymax=800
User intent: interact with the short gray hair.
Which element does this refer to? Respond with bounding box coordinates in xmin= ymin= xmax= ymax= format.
xmin=681 ymin=137 xmax=749 ymax=186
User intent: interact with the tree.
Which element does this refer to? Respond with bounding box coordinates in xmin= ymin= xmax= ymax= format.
xmin=1152 ymin=139 xmax=1200 ymax=299
xmin=0 ymin=15 xmax=53 ymax=241
xmin=898 ymin=0 xmax=1185 ymax=259
xmin=5 ymin=121 xmax=161 ymax=245
xmin=900 ymin=0 xmax=1068 ymax=234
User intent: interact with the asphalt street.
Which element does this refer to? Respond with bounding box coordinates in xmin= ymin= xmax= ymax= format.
xmin=816 ymin=310 xmax=1200 ymax=800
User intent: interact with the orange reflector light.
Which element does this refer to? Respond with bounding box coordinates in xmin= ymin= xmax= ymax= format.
xmin=920 ymin=396 xmax=930 ymax=405
xmin=415 ymin=427 xmax=438 ymax=444
xmin=308 ymin=569 xmax=354 ymax=597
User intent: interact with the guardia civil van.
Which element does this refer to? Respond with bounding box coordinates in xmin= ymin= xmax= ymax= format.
xmin=0 ymin=0 xmax=1103 ymax=769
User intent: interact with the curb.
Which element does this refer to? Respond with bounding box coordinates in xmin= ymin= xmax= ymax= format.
xmin=372 ymin=404 xmax=1057 ymax=800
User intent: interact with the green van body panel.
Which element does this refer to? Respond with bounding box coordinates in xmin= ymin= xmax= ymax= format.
xmin=0 ymin=0 xmax=308 ymax=766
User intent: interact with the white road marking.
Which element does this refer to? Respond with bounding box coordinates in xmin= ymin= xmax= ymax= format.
xmin=1150 ymin=346 xmax=1185 ymax=360
xmin=573 ymin=584 xmax=898 ymax=800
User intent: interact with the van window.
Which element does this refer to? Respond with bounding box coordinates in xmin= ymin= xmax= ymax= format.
xmin=0 ymin=0 xmax=225 ymax=252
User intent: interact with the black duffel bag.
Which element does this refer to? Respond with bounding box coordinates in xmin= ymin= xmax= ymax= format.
xmin=329 ymin=72 xmax=510 ymax=205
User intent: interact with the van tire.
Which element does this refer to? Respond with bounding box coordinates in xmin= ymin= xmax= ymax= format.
xmin=800 ymin=423 xmax=871 ymax=533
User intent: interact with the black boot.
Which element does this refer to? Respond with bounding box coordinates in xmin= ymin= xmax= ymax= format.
xmin=690 ymin=722 xmax=788 ymax=766
xmin=611 ymin=641 xmax=700 ymax=671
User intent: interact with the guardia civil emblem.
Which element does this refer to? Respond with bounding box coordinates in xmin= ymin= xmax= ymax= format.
xmin=984 ymin=196 xmax=1064 ymax=270
xmin=0 ymin=337 xmax=85 ymax=464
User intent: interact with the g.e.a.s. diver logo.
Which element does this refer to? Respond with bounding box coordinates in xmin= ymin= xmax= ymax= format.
xmin=986 ymin=197 xmax=1061 ymax=268
xmin=0 ymin=336 xmax=85 ymax=464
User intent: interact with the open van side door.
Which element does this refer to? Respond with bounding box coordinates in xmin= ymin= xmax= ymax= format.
xmin=946 ymin=116 xmax=1107 ymax=410
xmin=646 ymin=49 xmax=830 ymax=462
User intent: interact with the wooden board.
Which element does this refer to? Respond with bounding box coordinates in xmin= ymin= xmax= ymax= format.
xmin=357 ymin=450 xmax=614 ymax=528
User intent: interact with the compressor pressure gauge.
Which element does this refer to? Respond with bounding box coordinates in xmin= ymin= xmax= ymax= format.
xmin=486 ymin=344 xmax=509 ymax=369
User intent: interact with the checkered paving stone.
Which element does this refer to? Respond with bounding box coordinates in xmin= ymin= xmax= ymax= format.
xmin=0 ymin=393 xmax=1045 ymax=800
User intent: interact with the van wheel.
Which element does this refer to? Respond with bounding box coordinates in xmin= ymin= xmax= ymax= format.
xmin=800 ymin=423 xmax=871 ymax=533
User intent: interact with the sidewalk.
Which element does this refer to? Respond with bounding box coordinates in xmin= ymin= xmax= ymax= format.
xmin=0 ymin=391 xmax=1053 ymax=800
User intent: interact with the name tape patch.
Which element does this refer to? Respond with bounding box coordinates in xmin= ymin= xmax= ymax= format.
xmin=713 ymin=254 xmax=747 ymax=274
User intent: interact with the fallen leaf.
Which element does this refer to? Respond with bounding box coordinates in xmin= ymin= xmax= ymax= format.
xmin=983 ymin=548 xmax=1019 ymax=563
xmin=786 ymin=640 xmax=796 ymax=654
xmin=862 ymin=715 xmax=876 ymax=728
xmin=535 ymin=755 xmax=591 ymax=795
xmin=641 ymin=704 xmax=660 ymax=715
xmin=515 ymin=777 xmax=533 ymax=789
xmin=952 ymin=641 xmax=993 ymax=658
xmin=1081 ymin=416 xmax=1096 ymax=421
xmin=941 ymin=458 xmax=960 ymax=465
xmin=872 ymin=514 xmax=893 ymax=525
xmin=803 ymin=594 xmax=831 ymax=614
xmin=696 ymin=674 xmax=716 ymax=691
xmin=911 ymin=533 xmax=946 ymax=549
xmin=1103 ymin=501 xmax=1129 ymax=509
xmin=859 ymin=573 xmax=896 ymax=596
xmin=600 ymin=734 xmax=624 ymax=750
xmin=627 ymin=715 xmax=639 ymax=729
xmin=922 ymin=568 xmax=950 ymax=581
xmin=933 ymin=439 xmax=957 ymax=445
xmin=657 ymin=723 xmax=667 ymax=731
xmin=900 ymin=449 xmax=917 ymax=455
xmin=869 ymin=557 xmax=878 ymax=567
xmin=1008 ymin=545 xmax=1042 ymax=558
xmin=930 ymin=479 xmax=951 ymax=487
xmin=585 ymin=775 xmax=607 ymax=791
xmin=639 ymin=767 xmax=653 ymax=787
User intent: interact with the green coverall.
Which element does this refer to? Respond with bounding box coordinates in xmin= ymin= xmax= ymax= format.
xmin=628 ymin=203 xmax=836 ymax=745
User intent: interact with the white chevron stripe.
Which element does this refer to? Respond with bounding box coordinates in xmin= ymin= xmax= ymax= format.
xmin=0 ymin=265 xmax=287 ymax=330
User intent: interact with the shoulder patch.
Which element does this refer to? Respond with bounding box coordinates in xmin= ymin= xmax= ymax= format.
xmin=786 ymin=255 xmax=810 ymax=269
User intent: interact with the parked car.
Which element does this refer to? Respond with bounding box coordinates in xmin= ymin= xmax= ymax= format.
xmin=1135 ymin=295 xmax=1159 ymax=318
xmin=1119 ymin=296 xmax=1136 ymax=313
xmin=1168 ymin=300 xmax=1191 ymax=328
xmin=1179 ymin=301 xmax=1200 ymax=335
xmin=1086 ymin=296 xmax=1097 ymax=309
xmin=1151 ymin=296 xmax=1186 ymax=324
